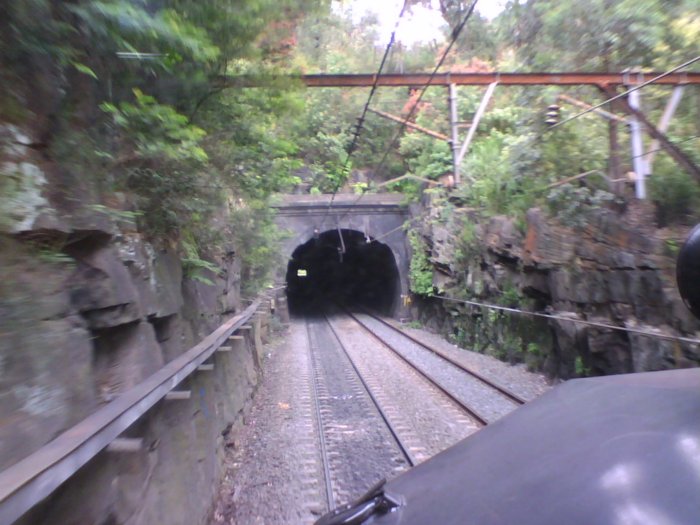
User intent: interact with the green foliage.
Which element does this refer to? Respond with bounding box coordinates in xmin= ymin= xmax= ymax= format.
xmin=527 ymin=342 xmax=541 ymax=357
xmin=230 ymin=200 xmax=286 ymax=298
xmin=407 ymin=229 xmax=434 ymax=296
xmin=575 ymin=355 xmax=591 ymax=377
xmin=198 ymin=87 xmax=305 ymax=199
xmin=547 ymin=184 xmax=616 ymax=228
xmin=1 ymin=1 xmax=73 ymax=65
xmin=99 ymin=89 xmax=216 ymax=238
xmin=457 ymin=132 xmax=537 ymax=223
xmin=72 ymin=62 xmax=98 ymax=80
xmin=352 ymin=182 xmax=369 ymax=194
xmin=386 ymin=179 xmax=423 ymax=203
xmin=499 ymin=285 xmax=522 ymax=308
xmin=498 ymin=0 xmax=691 ymax=70
xmin=21 ymin=233 xmax=75 ymax=266
xmin=182 ymin=233 xmax=220 ymax=286
xmin=399 ymin=132 xmax=452 ymax=181
xmin=649 ymin=167 xmax=700 ymax=226
xmin=455 ymin=221 xmax=479 ymax=265
xmin=87 ymin=205 xmax=142 ymax=228
xmin=664 ymin=238 xmax=680 ymax=258
xmin=102 ymin=90 xmax=207 ymax=164
xmin=69 ymin=1 xmax=220 ymax=64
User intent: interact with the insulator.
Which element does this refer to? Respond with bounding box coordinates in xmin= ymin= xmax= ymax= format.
xmin=545 ymin=104 xmax=560 ymax=126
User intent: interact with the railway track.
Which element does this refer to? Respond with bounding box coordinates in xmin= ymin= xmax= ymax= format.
xmin=305 ymin=317 xmax=413 ymax=511
xmin=306 ymin=311 xmax=528 ymax=513
xmin=348 ymin=311 xmax=526 ymax=425
xmin=363 ymin=312 xmax=527 ymax=404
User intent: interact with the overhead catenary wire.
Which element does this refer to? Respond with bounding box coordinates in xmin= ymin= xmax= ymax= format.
xmin=334 ymin=0 xmax=480 ymax=227
xmin=369 ymin=59 xmax=700 ymax=349
xmin=318 ymin=1 xmax=410 ymax=231
xmin=628 ymin=134 xmax=699 ymax=162
xmin=370 ymin=213 xmax=425 ymax=244
xmin=328 ymin=29 xmax=696 ymax=241
xmin=330 ymin=54 xmax=699 ymax=229
xmin=502 ymin=55 xmax=700 ymax=173
xmin=366 ymin=69 xmax=700 ymax=345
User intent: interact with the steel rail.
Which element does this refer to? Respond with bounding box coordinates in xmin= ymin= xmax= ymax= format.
xmin=305 ymin=319 xmax=336 ymax=511
xmin=344 ymin=312 xmax=489 ymax=427
xmin=323 ymin=316 xmax=417 ymax=468
xmin=0 ymin=300 xmax=261 ymax=525
xmin=363 ymin=312 xmax=526 ymax=405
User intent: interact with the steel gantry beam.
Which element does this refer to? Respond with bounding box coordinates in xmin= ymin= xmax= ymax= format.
xmin=215 ymin=70 xmax=700 ymax=193
xmin=215 ymin=72 xmax=700 ymax=89
xmin=299 ymin=72 xmax=700 ymax=88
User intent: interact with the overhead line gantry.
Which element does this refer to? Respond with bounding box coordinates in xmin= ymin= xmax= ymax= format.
xmin=217 ymin=72 xmax=700 ymax=88
xmin=301 ymin=72 xmax=700 ymax=87
xmin=217 ymin=69 xmax=700 ymax=198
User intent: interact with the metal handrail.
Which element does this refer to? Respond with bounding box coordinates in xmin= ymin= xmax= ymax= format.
xmin=0 ymin=299 xmax=261 ymax=524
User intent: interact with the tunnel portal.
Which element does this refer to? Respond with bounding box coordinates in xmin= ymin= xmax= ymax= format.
xmin=286 ymin=229 xmax=400 ymax=316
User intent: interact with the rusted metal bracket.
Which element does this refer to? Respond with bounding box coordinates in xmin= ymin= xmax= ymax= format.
xmin=557 ymin=93 xmax=626 ymax=122
xmin=216 ymin=72 xmax=700 ymax=88
xmin=368 ymin=108 xmax=449 ymax=141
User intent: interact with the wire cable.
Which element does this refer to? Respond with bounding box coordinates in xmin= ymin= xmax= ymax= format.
xmin=629 ymin=134 xmax=699 ymax=162
xmin=545 ymin=56 xmax=700 ymax=133
xmin=430 ymin=294 xmax=700 ymax=345
xmin=333 ymin=0 xmax=480 ymax=227
xmin=318 ymin=1 xmax=410 ymax=231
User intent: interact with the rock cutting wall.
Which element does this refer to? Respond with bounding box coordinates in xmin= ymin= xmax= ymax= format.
xmin=412 ymin=200 xmax=700 ymax=378
xmin=1 ymin=120 xmax=262 ymax=524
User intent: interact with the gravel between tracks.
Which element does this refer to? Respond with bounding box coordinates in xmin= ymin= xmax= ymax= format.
xmin=328 ymin=315 xmax=478 ymax=460
xmin=211 ymin=315 xmax=551 ymax=524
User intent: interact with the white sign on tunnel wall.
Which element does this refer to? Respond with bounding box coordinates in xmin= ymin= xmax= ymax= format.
xmin=297 ymin=269 xmax=307 ymax=277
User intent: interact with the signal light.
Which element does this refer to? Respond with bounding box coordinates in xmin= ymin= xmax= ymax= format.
xmin=545 ymin=104 xmax=560 ymax=126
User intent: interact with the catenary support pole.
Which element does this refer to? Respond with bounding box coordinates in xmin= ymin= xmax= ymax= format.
xmin=449 ymin=83 xmax=460 ymax=185
xmin=628 ymin=87 xmax=647 ymax=198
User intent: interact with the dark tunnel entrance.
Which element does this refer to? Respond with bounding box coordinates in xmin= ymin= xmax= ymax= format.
xmin=286 ymin=229 xmax=400 ymax=316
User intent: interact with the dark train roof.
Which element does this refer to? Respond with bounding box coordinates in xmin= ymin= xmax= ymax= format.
xmin=319 ymin=368 xmax=700 ymax=525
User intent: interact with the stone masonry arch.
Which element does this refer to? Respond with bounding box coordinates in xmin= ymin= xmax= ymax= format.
xmin=271 ymin=194 xmax=410 ymax=317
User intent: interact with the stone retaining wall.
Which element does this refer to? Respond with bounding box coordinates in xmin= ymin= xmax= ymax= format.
xmin=412 ymin=200 xmax=700 ymax=378
xmin=1 ymin=119 xmax=268 ymax=524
